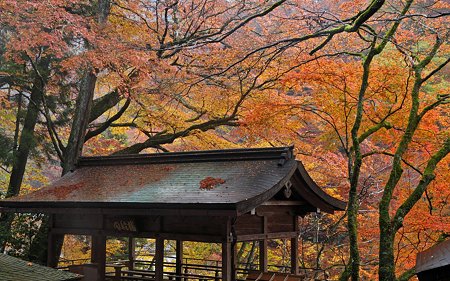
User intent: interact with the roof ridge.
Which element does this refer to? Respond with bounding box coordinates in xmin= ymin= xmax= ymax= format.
xmin=78 ymin=146 xmax=294 ymax=166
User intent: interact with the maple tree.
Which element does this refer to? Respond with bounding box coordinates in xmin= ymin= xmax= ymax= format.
xmin=0 ymin=0 xmax=294 ymax=265
xmin=0 ymin=1 xmax=448 ymax=280
xmin=229 ymin=1 xmax=449 ymax=280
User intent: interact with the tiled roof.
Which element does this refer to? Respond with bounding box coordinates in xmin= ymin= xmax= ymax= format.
xmin=0 ymin=254 xmax=82 ymax=281
xmin=0 ymin=147 xmax=345 ymax=213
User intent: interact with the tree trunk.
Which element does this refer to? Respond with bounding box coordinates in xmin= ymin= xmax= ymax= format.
xmin=62 ymin=71 xmax=97 ymax=174
xmin=29 ymin=0 xmax=111 ymax=264
xmin=0 ymin=59 xmax=49 ymax=252
xmin=347 ymin=185 xmax=360 ymax=281
xmin=29 ymin=71 xmax=97 ymax=265
xmin=378 ymin=225 xmax=395 ymax=281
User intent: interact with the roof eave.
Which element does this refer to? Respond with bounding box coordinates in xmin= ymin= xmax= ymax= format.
xmin=0 ymin=202 xmax=239 ymax=216
xmin=293 ymin=161 xmax=347 ymax=213
xmin=78 ymin=146 xmax=294 ymax=167
xmin=235 ymin=160 xmax=298 ymax=215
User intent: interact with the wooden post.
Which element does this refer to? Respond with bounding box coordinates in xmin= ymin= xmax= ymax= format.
xmin=259 ymin=216 xmax=268 ymax=272
xmin=259 ymin=239 xmax=268 ymax=272
xmin=46 ymin=215 xmax=60 ymax=268
xmin=222 ymin=242 xmax=232 ymax=281
xmin=112 ymin=265 xmax=123 ymax=281
xmin=290 ymin=237 xmax=299 ymax=274
xmin=155 ymin=238 xmax=164 ymax=281
xmin=47 ymin=231 xmax=57 ymax=267
xmin=232 ymin=241 xmax=238 ymax=278
xmin=91 ymin=235 xmax=107 ymax=281
xmin=128 ymin=237 xmax=135 ymax=270
xmin=291 ymin=216 xmax=299 ymax=275
xmin=176 ymin=240 xmax=183 ymax=281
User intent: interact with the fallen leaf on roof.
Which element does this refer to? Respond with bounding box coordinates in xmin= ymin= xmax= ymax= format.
xmin=199 ymin=177 xmax=225 ymax=190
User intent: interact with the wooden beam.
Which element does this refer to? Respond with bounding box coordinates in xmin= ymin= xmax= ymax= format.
xmin=256 ymin=205 xmax=312 ymax=216
xmin=3 ymin=207 xmax=237 ymax=216
xmin=261 ymin=200 xmax=307 ymax=206
xmin=155 ymin=238 xmax=164 ymax=281
xmin=236 ymin=231 xmax=299 ymax=241
xmin=91 ymin=235 xmax=106 ymax=281
xmin=50 ymin=228 xmax=226 ymax=242
xmin=176 ymin=240 xmax=183 ymax=281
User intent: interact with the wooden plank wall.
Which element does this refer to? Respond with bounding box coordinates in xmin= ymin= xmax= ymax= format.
xmin=53 ymin=209 xmax=299 ymax=242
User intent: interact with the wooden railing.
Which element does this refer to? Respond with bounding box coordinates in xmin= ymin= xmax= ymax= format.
xmin=60 ymin=256 xmax=330 ymax=281
xmin=105 ymin=259 xmax=222 ymax=281
xmin=57 ymin=258 xmax=91 ymax=270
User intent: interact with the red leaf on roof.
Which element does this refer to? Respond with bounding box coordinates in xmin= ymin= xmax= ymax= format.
xmin=199 ymin=177 xmax=225 ymax=190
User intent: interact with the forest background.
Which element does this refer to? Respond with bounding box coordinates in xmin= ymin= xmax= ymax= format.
xmin=0 ymin=0 xmax=448 ymax=280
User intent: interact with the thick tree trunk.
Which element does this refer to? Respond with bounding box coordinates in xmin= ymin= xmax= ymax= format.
xmin=0 ymin=60 xmax=49 ymax=252
xmin=347 ymin=184 xmax=360 ymax=281
xmin=29 ymin=71 xmax=97 ymax=265
xmin=29 ymin=0 xmax=111 ymax=264
xmin=62 ymin=71 xmax=97 ymax=174
xmin=378 ymin=225 xmax=395 ymax=281
xmin=345 ymin=53 xmax=375 ymax=281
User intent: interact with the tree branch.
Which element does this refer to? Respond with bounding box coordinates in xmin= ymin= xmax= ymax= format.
xmin=113 ymin=116 xmax=238 ymax=155
xmin=361 ymin=151 xmax=423 ymax=175
xmin=357 ymin=121 xmax=393 ymax=144
xmin=41 ymin=94 xmax=66 ymax=162
xmin=392 ymin=138 xmax=450 ymax=232
xmin=89 ymin=89 xmax=122 ymax=123
xmin=422 ymin=57 xmax=450 ymax=83
xmin=85 ymin=97 xmax=131 ymax=142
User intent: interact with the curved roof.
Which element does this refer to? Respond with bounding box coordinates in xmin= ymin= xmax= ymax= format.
xmin=0 ymin=147 xmax=345 ymax=215
xmin=416 ymin=239 xmax=450 ymax=273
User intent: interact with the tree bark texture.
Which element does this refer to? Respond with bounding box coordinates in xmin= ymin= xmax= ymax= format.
xmin=29 ymin=0 xmax=112 ymax=264
xmin=0 ymin=58 xmax=49 ymax=252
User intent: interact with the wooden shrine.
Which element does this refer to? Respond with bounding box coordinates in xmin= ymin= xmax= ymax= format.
xmin=0 ymin=147 xmax=345 ymax=281
xmin=416 ymin=239 xmax=450 ymax=281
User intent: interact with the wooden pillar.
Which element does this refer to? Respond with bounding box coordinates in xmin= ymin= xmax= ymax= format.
xmin=176 ymin=240 xmax=183 ymax=281
xmin=91 ymin=235 xmax=106 ymax=281
xmin=155 ymin=238 xmax=164 ymax=281
xmin=222 ymin=242 xmax=232 ymax=281
xmin=47 ymin=215 xmax=60 ymax=268
xmin=233 ymin=241 xmax=238 ymax=278
xmin=128 ymin=237 xmax=135 ymax=270
xmin=259 ymin=215 xmax=268 ymax=272
xmin=259 ymin=239 xmax=268 ymax=272
xmin=290 ymin=237 xmax=299 ymax=274
xmin=291 ymin=216 xmax=299 ymax=275
xmin=47 ymin=231 xmax=57 ymax=267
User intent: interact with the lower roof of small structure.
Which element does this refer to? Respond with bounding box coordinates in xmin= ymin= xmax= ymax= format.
xmin=0 ymin=147 xmax=345 ymax=215
xmin=416 ymin=239 xmax=450 ymax=273
xmin=0 ymin=254 xmax=82 ymax=281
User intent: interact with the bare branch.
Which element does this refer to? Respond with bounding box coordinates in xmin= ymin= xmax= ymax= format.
xmin=85 ymin=97 xmax=131 ymax=142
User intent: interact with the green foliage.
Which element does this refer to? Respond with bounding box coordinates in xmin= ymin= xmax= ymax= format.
xmin=0 ymin=128 xmax=13 ymax=165
xmin=5 ymin=213 xmax=43 ymax=259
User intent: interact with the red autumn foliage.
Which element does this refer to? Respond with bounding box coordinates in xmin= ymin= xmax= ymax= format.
xmin=44 ymin=183 xmax=84 ymax=200
xmin=199 ymin=177 xmax=225 ymax=190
